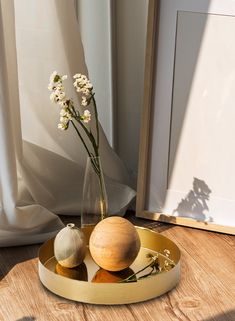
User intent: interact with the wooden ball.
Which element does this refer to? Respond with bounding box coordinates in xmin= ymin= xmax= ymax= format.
xmin=89 ymin=216 xmax=141 ymax=271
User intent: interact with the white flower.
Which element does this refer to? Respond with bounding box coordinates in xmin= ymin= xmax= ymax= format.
xmin=81 ymin=96 xmax=88 ymax=107
xmin=58 ymin=123 xmax=68 ymax=130
xmin=50 ymin=90 xmax=66 ymax=104
xmin=60 ymin=116 xmax=69 ymax=124
xmin=57 ymin=91 xmax=66 ymax=101
xmin=61 ymin=75 xmax=68 ymax=80
xmin=59 ymin=108 xmax=72 ymax=121
xmin=82 ymin=110 xmax=91 ymax=123
xmin=58 ymin=100 xmax=68 ymax=108
xmin=58 ymin=110 xmax=71 ymax=130
xmin=61 ymin=108 xmax=72 ymax=119
xmin=52 ymin=90 xmax=65 ymax=101
xmin=50 ymin=91 xmax=57 ymax=103
xmin=73 ymin=73 xmax=81 ymax=79
xmin=48 ymin=73 xmax=68 ymax=106
xmin=60 ymin=109 xmax=67 ymax=117
xmin=49 ymin=71 xmax=58 ymax=83
xmin=48 ymin=71 xmax=58 ymax=90
xmin=73 ymin=73 xmax=93 ymax=97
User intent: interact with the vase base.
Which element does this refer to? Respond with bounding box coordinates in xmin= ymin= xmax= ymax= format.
xmin=81 ymin=213 xmax=106 ymax=228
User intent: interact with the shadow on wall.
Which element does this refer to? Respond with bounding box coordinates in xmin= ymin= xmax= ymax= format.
xmin=173 ymin=177 xmax=213 ymax=222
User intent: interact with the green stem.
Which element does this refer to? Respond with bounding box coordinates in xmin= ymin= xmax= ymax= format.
xmin=68 ymin=103 xmax=98 ymax=155
xmin=69 ymin=105 xmax=100 ymax=176
xmin=69 ymin=101 xmax=106 ymax=220
xmin=70 ymin=121 xmax=92 ymax=158
xmin=98 ymin=168 xmax=107 ymax=220
xmin=70 ymin=121 xmax=98 ymax=174
xmin=90 ymin=157 xmax=107 ymax=220
xmin=74 ymin=115 xmax=99 ymax=157
xmin=69 ymin=99 xmax=99 ymax=157
xmin=91 ymin=95 xmax=99 ymax=148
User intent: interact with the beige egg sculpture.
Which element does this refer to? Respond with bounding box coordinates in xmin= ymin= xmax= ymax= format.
xmin=89 ymin=216 xmax=141 ymax=271
xmin=54 ymin=223 xmax=86 ymax=268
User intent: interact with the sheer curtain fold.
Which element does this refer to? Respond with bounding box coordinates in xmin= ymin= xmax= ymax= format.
xmin=0 ymin=0 xmax=135 ymax=247
xmin=0 ymin=0 xmax=64 ymax=246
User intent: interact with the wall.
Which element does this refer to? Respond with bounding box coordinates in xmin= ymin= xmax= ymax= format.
xmin=76 ymin=0 xmax=115 ymax=147
xmin=77 ymin=0 xmax=149 ymax=187
xmin=115 ymin=0 xmax=148 ymax=186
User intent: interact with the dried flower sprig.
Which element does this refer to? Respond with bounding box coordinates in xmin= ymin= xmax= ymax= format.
xmin=119 ymin=251 xmax=176 ymax=283
xmin=48 ymin=71 xmax=100 ymax=171
xmin=48 ymin=71 xmax=106 ymax=219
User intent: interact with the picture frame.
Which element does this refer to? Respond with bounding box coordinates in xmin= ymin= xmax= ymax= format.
xmin=136 ymin=0 xmax=235 ymax=235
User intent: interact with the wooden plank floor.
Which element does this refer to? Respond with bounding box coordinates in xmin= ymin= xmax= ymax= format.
xmin=0 ymin=213 xmax=234 ymax=321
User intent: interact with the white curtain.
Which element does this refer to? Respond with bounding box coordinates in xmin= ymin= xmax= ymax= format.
xmin=0 ymin=0 xmax=135 ymax=246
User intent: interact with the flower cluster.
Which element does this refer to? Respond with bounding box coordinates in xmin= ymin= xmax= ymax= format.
xmin=73 ymin=73 xmax=93 ymax=107
xmin=81 ymin=110 xmax=91 ymax=123
xmin=48 ymin=71 xmax=68 ymax=106
xmin=58 ymin=108 xmax=72 ymax=130
xmin=48 ymin=70 xmax=101 ymax=183
xmin=48 ymin=71 xmax=93 ymax=130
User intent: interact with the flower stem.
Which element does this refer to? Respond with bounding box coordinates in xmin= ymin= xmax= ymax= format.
xmin=69 ymin=102 xmax=99 ymax=158
xmin=70 ymin=121 xmax=99 ymax=175
xmin=97 ymin=166 xmax=107 ymax=220
xmin=70 ymin=120 xmax=92 ymax=158
xmin=73 ymin=115 xmax=99 ymax=157
xmin=91 ymin=95 xmax=99 ymax=148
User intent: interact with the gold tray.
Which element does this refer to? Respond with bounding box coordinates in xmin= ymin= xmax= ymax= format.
xmin=38 ymin=226 xmax=181 ymax=305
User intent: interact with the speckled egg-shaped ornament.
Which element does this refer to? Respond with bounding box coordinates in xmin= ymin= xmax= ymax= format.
xmin=89 ymin=216 xmax=141 ymax=271
xmin=54 ymin=223 xmax=86 ymax=268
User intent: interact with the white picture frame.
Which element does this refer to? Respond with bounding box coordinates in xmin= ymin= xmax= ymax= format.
xmin=136 ymin=0 xmax=235 ymax=234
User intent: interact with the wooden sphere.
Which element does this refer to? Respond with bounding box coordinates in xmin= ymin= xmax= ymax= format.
xmin=89 ymin=216 xmax=141 ymax=271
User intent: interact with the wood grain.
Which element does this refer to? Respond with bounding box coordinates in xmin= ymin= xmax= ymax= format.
xmin=0 ymin=213 xmax=234 ymax=321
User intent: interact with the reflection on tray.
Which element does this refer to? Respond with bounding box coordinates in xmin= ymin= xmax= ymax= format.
xmin=55 ymin=262 xmax=88 ymax=281
xmin=92 ymin=268 xmax=135 ymax=283
xmin=55 ymin=262 xmax=135 ymax=283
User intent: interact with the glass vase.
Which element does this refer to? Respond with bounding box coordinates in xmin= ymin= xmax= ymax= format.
xmin=81 ymin=156 xmax=108 ymax=227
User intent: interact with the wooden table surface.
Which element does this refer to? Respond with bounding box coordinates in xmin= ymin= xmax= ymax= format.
xmin=0 ymin=212 xmax=234 ymax=321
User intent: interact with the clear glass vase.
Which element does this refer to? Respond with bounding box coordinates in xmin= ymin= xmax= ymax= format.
xmin=81 ymin=156 xmax=108 ymax=227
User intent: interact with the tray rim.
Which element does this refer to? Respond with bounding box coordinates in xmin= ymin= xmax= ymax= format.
xmin=38 ymin=226 xmax=181 ymax=304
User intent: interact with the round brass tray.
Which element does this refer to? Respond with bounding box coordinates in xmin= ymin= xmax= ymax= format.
xmin=38 ymin=226 xmax=181 ymax=305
